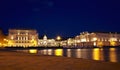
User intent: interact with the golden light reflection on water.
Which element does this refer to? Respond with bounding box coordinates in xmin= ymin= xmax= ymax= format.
xmin=29 ymin=49 xmax=38 ymax=54
xmin=55 ymin=49 xmax=63 ymax=56
xmin=48 ymin=49 xmax=52 ymax=55
xmin=67 ymin=49 xmax=71 ymax=57
xmin=109 ymin=48 xmax=117 ymax=62
xmin=76 ymin=49 xmax=81 ymax=58
xmin=43 ymin=49 xmax=47 ymax=55
xmin=27 ymin=48 xmax=118 ymax=62
xmin=93 ymin=48 xmax=100 ymax=60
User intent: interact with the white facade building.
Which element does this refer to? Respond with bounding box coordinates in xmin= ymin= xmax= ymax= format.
xmin=8 ymin=29 xmax=38 ymax=47
xmin=38 ymin=35 xmax=57 ymax=47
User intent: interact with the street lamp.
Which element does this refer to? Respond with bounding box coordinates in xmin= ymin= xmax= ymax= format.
xmin=56 ymin=36 xmax=61 ymax=47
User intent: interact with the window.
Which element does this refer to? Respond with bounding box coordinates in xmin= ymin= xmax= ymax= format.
xmin=11 ymin=36 xmax=14 ymax=39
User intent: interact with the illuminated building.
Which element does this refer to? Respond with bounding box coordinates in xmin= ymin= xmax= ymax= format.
xmin=2 ymin=28 xmax=120 ymax=48
xmin=60 ymin=40 xmax=67 ymax=47
xmin=0 ymin=29 xmax=7 ymax=47
xmin=38 ymin=35 xmax=57 ymax=47
xmin=74 ymin=32 xmax=120 ymax=47
xmin=8 ymin=29 xmax=38 ymax=47
xmin=56 ymin=36 xmax=62 ymax=47
xmin=66 ymin=38 xmax=75 ymax=47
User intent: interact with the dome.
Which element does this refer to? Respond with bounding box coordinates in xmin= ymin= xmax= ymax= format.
xmin=43 ymin=35 xmax=47 ymax=40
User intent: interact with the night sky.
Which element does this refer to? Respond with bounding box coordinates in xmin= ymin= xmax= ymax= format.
xmin=0 ymin=0 xmax=120 ymax=38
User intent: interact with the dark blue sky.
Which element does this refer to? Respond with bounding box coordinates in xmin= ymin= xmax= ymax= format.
xmin=0 ymin=0 xmax=120 ymax=38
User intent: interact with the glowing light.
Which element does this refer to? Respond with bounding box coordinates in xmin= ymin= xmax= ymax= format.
xmin=67 ymin=49 xmax=71 ymax=51
xmin=93 ymin=42 xmax=96 ymax=46
xmin=109 ymin=48 xmax=117 ymax=62
xmin=4 ymin=39 xmax=6 ymax=41
xmin=81 ymin=39 xmax=86 ymax=42
xmin=109 ymin=38 xmax=117 ymax=41
xmin=18 ymin=32 xmax=20 ymax=35
xmin=56 ymin=36 xmax=61 ymax=41
xmin=29 ymin=49 xmax=37 ymax=54
xmin=76 ymin=49 xmax=81 ymax=58
xmin=48 ymin=49 xmax=52 ymax=55
xmin=98 ymin=42 xmax=103 ymax=47
xmin=43 ymin=49 xmax=47 ymax=55
xmin=76 ymin=40 xmax=80 ymax=43
xmin=43 ymin=35 xmax=47 ymax=40
xmin=11 ymin=36 xmax=14 ymax=39
xmin=110 ymin=41 xmax=116 ymax=46
xmin=67 ymin=49 xmax=71 ymax=57
xmin=92 ymin=37 xmax=97 ymax=41
xmin=0 ymin=43 xmax=2 ymax=47
xmin=55 ymin=49 xmax=63 ymax=56
xmin=93 ymin=48 xmax=100 ymax=60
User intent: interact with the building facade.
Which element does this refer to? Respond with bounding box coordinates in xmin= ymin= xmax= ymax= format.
xmin=0 ymin=29 xmax=7 ymax=47
xmin=38 ymin=35 xmax=57 ymax=47
xmin=8 ymin=29 xmax=38 ymax=47
xmin=3 ymin=29 xmax=120 ymax=48
xmin=74 ymin=32 xmax=120 ymax=47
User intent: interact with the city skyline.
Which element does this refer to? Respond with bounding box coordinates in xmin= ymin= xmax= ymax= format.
xmin=1 ymin=29 xmax=120 ymax=47
xmin=0 ymin=0 xmax=120 ymax=69
xmin=1 ymin=28 xmax=120 ymax=38
xmin=0 ymin=0 xmax=120 ymax=38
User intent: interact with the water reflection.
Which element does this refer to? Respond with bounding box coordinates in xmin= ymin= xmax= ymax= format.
xmin=48 ymin=49 xmax=52 ymax=55
xmin=43 ymin=49 xmax=47 ymax=55
xmin=67 ymin=49 xmax=71 ymax=57
xmin=109 ymin=48 xmax=117 ymax=62
xmin=76 ymin=49 xmax=81 ymax=58
xmin=29 ymin=49 xmax=38 ymax=54
xmin=81 ymin=49 xmax=89 ymax=59
xmin=16 ymin=48 xmax=120 ymax=62
xmin=100 ymin=48 xmax=104 ymax=61
xmin=55 ymin=49 xmax=63 ymax=56
xmin=93 ymin=48 xmax=100 ymax=60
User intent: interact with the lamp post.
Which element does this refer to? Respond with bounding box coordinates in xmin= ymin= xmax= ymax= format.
xmin=56 ymin=36 xmax=61 ymax=47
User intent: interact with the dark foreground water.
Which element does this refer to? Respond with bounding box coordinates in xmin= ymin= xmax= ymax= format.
xmin=15 ymin=48 xmax=120 ymax=62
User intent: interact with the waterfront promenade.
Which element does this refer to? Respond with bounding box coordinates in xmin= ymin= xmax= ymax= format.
xmin=0 ymin=50 xmax=120 ymax=70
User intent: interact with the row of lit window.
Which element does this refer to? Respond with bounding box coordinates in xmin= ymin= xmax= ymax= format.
xmin=11 ymin=36 xmax=33 ymax=40
xmin=10 ymin=32 xmax=36 ymax=35
xmin=15 ymin=41 xmax=30 ymax=43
